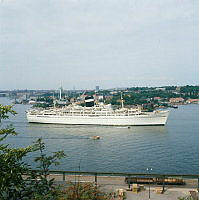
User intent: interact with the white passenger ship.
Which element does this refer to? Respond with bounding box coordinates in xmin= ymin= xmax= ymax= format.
xmin=27 ymin=97 xmax=169 ymax=126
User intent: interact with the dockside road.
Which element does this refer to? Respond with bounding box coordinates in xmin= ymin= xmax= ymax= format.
xmin=47 ymin=174 xmax=198 ymax=200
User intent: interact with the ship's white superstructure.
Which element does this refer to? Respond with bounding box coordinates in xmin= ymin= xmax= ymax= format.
xmin=27 ymin=103 xmax=169 ymax=126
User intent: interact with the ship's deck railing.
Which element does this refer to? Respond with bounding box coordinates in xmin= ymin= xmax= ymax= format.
xmin=29 ymin=111 xmax=144 ymax=117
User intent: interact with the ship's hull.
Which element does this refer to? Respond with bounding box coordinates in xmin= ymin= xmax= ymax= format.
xmin=27 ymin=111 xmax=169 ymax=126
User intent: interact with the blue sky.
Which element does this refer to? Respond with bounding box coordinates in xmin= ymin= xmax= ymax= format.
xmin=0 ymin=0 xmax=199 ymax=90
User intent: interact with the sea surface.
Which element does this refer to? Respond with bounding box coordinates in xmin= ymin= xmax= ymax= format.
xmin=0 ymin=97 xmax=199 ymax=174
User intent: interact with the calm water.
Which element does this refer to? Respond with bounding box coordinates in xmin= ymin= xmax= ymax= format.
xmin=0 ymin=97 xmax=199 ymax=174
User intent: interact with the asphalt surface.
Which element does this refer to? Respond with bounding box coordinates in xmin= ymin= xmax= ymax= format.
xmin=48 ymin=174 xmax=198 ymax=200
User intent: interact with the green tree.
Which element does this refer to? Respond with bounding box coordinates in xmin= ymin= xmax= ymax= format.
xmin=0 ymin=104 xmax=35 ymax=199
xmin=0 ymin=104 xmax=65 ymax=200
xmin=29 ymin=138 xmax=66 ymax=200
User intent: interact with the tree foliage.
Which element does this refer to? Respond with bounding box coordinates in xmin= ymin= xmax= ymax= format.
xmin=0 ymin=104 xmax=65 ymax=200
xmin=57 ymin=182 xmax=114 ymax=200
xmin=29 ymin=138 xmax=66 ymax=199
xmin=0 ymin=104 xmax=32 ymax=199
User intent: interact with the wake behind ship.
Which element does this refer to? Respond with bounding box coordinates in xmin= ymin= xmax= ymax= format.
xmin=27 ymin=96 xmax=169 ymax=126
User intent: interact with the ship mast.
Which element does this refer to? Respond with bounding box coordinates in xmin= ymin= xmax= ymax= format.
xmin=121 ymin=92 xmax=124 ymax=108
xmin=59 ymin=86 xmax=63 ymax=100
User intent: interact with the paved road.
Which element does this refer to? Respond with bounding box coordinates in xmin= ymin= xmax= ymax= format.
xmin=49 ymin=174 xmax=198 ymax=200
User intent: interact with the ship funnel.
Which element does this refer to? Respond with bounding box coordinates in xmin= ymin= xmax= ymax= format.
xmin=85 ymin=96 xmax=94 ymax=107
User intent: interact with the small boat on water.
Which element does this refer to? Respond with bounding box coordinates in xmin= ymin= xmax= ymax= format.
xmin=116 ymin=126 xmax=131 ymax=129
xmin=91 ymin=136 xmax=101 ymax=140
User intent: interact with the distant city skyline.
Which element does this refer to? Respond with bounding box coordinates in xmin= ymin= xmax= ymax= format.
xmin=1 ymin=0 xmax=199 ymax=90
